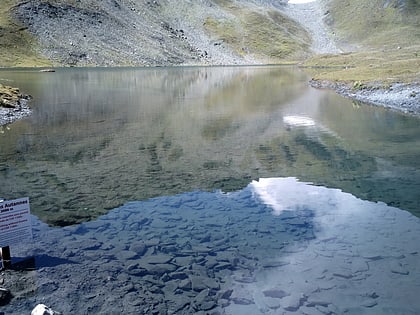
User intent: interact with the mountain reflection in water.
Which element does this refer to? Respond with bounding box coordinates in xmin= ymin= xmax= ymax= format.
xmin=0 ymin=66 xmax=419 ymax=226
xmin=6 ymin=178 xmax=420 ymax=314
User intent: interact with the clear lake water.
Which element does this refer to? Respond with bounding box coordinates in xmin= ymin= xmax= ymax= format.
xmin=0 ymin=66 xmax=419 ymax=314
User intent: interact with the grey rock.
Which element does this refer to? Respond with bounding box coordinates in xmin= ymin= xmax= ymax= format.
xmin=361 ymin=299 xmax=378 ymax=308
xmin=144 ymin=263 xmax=177 ymax=276
xmin=193 ymin=289 xmax=217 ymax=311
xmin=178 ymin=278 xmax=192 ymax=291
xmin=263 ymin=288 xmax=289 ymax=299
xmin=281 ymin=294 xmax=305 ymax=312
xmin=129 ymin=241 xmax=147 ymax=256
xmin=231 ymin=297 xmax=254 ymax=305
xmin=143 ymin=254 xmax=173 ymax=264
xmin=190 ymin=275 xmax=219 ymax=292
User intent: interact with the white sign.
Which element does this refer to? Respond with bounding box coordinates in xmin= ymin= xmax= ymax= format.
xmin=0 ymin=197 xmax=33 ymax=247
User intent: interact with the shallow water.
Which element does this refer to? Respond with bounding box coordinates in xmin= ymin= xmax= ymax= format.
xmin=4 ymin=178 xmax=420 ymax=314
xmin=0 ymin=66 xmax=420 ymax=314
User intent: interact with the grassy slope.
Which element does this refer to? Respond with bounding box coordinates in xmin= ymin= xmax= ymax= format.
xmin=203 ymin=0 xmax=311 ymax=63
xmin=0 ymin=0 xmax=52 ymax=67
xmin=305 ymin=0 xmax=420 ymax=85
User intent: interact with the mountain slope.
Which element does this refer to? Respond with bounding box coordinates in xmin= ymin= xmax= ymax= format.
xmin=306 ymin=0 xmax=419 ymax=85
xmin=323 ymin=0 xmax=420 ymax=50
xmin=1 ymin=0 xmax=314 ymax=67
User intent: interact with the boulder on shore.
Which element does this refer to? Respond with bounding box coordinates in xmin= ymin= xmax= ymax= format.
xmin=0 ymin=84 xmax=32 ymax=126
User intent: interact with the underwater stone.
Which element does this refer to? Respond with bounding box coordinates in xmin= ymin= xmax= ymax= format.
xmin=129 ymin=241 xmax=147 ymax=256
xmin=231 ymin=297 xmax=254 ymax=305
xmin=263 ymin=288 xmax=289 ymax=299
xmin=281 ymin=294 xmax=305 ymax=312
xmin=143 ymin=254 xmax=173 ymax=264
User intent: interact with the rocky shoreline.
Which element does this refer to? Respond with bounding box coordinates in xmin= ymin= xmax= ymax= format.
xmin=310 ymin=79 xmax=420 ymax=117
xmin=1 ymin=76 xmax=419 ymax=128
xmin=0 ymin=84 xmax=32 ymax=126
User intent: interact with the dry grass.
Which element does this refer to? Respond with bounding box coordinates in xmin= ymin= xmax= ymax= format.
xmin=326 ymin=0 xmax=420 ymax=50
xmin=203 ymin=2 xmax=311 ymax=63
xmin=305 ymin=0 xmax=420 ymax=85
xmin=0 ymin=0 xmax=52 ymax=67
xmin=304 ymin=46 xmax=420 ymax=84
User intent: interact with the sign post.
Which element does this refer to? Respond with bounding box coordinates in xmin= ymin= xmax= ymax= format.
xmin=0 ymin=197 xmax=32 ymax=269
xmin=0 ymin=246 xmax=11 ymax=269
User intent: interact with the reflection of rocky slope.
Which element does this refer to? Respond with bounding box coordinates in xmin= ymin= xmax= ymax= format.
xmin=1 ymin=67 xmax=419 ymax=226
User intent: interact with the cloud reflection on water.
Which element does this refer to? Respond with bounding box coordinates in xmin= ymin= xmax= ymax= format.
xmin=237 ymin=177 xmax=420 ymax=314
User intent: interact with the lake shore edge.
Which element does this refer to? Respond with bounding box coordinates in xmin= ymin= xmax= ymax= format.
xmin=1 ymin=67 xmax=419 ymax=127
xmin=310 ymin=79 xmax=420 ymax=117
xmin=0 ymin=84 xmax=32 ymax=126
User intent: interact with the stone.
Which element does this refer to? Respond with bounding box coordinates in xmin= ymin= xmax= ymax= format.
xmin=193 ymin=289 xmax=217 ymax=311
xmin=172 ymin=255 xmax=194 ymax=266
xmin=220 ymin=289 xmax=233 ymax=300
xmin=390 ymin=262 xmax=409 ymax=275
xmin=119 ymin=250 xmax=138 ymax=260
xmin=350 ymin=258 xmax=369 ymax=273
xmin=190 ymin=275 xmax=219 ymax=292
xmin=281 ymin=294 xmax=305 ymax=312
xmin=332 ymin=271 xmax=353 ymax=279
xmin=178 ymin=278 xmax=192 ymax=291
xmin=143 ymin=254 xmax=173 ymax=264
xmin=129 ymin=241 xmax=147 ymax=256
xmin=264 ymin=297 xmax=282 ymax=310
xmin=231 ymin=297 xmax=254 ymax=305
xmin=263 ymin=288 xmax=289 ymax=299
xmin=144 ymin=263 xmax=177 ymax=276
xmin=264 ymin=261 xmax=291 ymax=269
xmin=361 ymin=299 xmax=378 ymax=308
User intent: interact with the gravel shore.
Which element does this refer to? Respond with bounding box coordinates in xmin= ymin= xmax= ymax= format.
xmin=310 ymin=79 xmax=420 ymax=117
xmin=0 ymin=84 xmax=32 ymax=126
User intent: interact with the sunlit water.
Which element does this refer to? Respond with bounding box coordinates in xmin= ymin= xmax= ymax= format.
xmin=0 ymin=66 xmax=419 ymax=314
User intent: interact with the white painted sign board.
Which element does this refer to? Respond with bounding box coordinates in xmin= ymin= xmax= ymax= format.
xmin=0 ymin=197 xmax=33 ymax=247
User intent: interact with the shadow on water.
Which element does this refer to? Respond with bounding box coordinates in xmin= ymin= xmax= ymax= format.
xmin=34 ymin=254 xmax=80 ymax=268
xmin=0 ymin=66 xmax=419 ymax=225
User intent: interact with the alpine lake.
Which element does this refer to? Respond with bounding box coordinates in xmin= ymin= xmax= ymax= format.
xmin=0 ymin=66 xmax=419 ymax=314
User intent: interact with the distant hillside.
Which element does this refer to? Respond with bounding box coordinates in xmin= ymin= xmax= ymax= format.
xmin=1 ymin=0 xmax=313 ymax=67
xmin=323 ymin=0 xmax=420 ymax=50
xmin=0 ymin=0 xmax=418 ymax=69
xmin=305 ymin=0 xmax=419 ymax=85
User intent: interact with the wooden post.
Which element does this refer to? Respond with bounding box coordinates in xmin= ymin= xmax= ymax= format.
xmin=0 ymin=246 xmax=11 ymax=269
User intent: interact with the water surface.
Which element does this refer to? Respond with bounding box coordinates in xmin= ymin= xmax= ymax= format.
xmin=0 ymin=66 xmax=419 ymax=314
xmin=1 ymin=66 xmax=419 ymax=224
